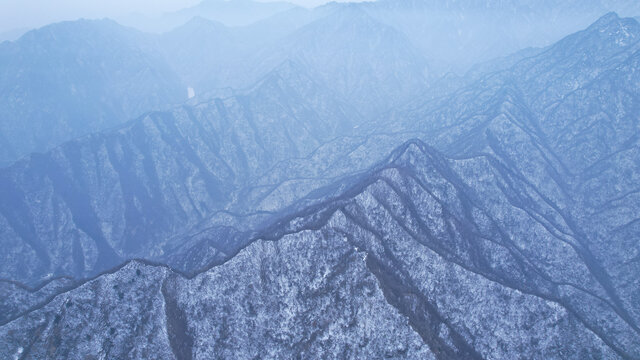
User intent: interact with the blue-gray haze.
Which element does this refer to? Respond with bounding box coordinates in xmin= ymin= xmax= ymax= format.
xmin=0 ymin=0 xmax=639 ymax=359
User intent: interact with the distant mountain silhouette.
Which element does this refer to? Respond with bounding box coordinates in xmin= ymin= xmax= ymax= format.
xmin=0 ymin=19 xmax=186 ymax=164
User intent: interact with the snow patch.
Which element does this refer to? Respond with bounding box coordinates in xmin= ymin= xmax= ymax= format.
xmin=13 ymin=347 xmax=23 ymax=360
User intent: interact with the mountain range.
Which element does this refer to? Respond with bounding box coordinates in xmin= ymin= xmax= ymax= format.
xmin=358 ymin=0 xmax=640 ymax=72
xmin=0 ymin=10 xmax=639 ymax=359
xmin=0 ymin=60 xmax=362 ymax=285
xmin=5 ymin=0 xmax=640 ymax=165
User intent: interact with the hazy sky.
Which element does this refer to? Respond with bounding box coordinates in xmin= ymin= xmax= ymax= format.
xmin=0 ymin=0 xmax=365 ymax=33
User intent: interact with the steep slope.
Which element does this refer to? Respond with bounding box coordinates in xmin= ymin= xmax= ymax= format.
xmin=168 ymin=12 xmax=640 ymax=280
xmin=387 ymin=13 xmax=640 ymax=217
xmin=386 ymin=13 xmax=640 ymax=158
xmin=357 ymin=0 xmax=640 ymax=73
xmin=1 ymin=14 xmax=639 ymax=359
xmin=159 ymin=8 xmax=324 ymax=95
xmin=1 ymin=140 xmax=637 ymax=358
xmin=0 ymin=19 xmax=186 ymax=165
xmin=159 ymin=17 xmax=239 ymax=93
xmin=245 ymin=6 xmax=430 ymax=118
xmin=231 ymin=14 xmax=640 ymax=249
xmin=0 ymin=61 xmax=360 ymax=285
xmin=0 ymin=277 xmax=74 ymax=324
xmin=0 ymin=27 xmax=29 ymax=42
xmin=379 ymin=13 xmax=640 ymax=339
xmin=258 ymin=141 xmax=640 ymax=358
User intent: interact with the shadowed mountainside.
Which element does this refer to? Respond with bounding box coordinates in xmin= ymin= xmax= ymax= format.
xmin=0 ymin=61 xmax=360 ymax=284
xmin=1 ymin=139 xmax=637 ymax=358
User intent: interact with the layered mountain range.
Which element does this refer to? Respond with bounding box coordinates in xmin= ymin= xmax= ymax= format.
xmin=5 ymin=0 xmax=640 ymax=165
xmin=0 ymin=60 xmax=362 ymax=284
xmin=160 ymin=6 xmax=431 ymax=117
xmin=361 ymin=0 xmax=640 ymax=71
xmin=0 ymin=4 xmax=426 ymax=164
xmin=0 ymin=9 xmax=639 ymax=359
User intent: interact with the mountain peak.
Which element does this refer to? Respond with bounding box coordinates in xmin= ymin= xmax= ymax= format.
xmin=543 ymin=11 xmax=640 ymax=61
xmin=384 ymin=139 xmax=445 ymax=169
xmin=270 ymin=59 xmax=305 ymax=75
xmin=10 ymin=18 xmax=153 ymax=50
xmin=591 ymin=11 xmax=620 ymax=26
xmin=586 ymin=11 xmax=639 ymax=35
xmin=587 ymin=11 xmax=627 ymax=33
xmin=251 ymin=59 xmax=313 ymax=91
xmin=174 ymin=15 xmax=228 ymax=34
xmin=184 ymin=15 xmax=224 ymax=27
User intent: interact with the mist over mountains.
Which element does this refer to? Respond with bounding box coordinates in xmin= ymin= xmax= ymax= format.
xmin=2 ymin=0 xmax=640 ymax=164
xmin=0 ymin=19 xmax=186 ymax=165
xmin=0 ymin=0 xmax=639 ymax=359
